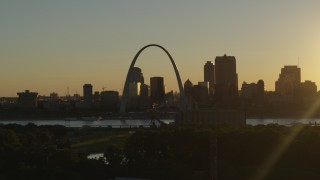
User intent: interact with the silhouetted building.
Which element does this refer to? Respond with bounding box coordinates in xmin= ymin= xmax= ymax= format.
xmin=73 ymin=93 xmax=81 ymax=100
xmin=257 ymin=80 xmax=265 ymax=101
xmin=101 ymin=91 xmax=119 ymax=111
xmin=184 ymin=79 xmax=193 ymax=98
xmin=275 ymin=65 xmax=301 ymax=96
xmin=214 ymin=54 xmax=238 ymax=101
xmin=83 ymin=84 xmax=93 ymax=108
xmin=150 ymin=77 xmax=165 ymax=103
xmin=240 ymin=82 xmax=257 ymax=99
xmin=240 ymin=80 xmax=265 ymax=105
xmin=49 ymin=92 xmax=59 ymax=100
xmin=93 ymin=91 xmax=100 ymax=103
xmin=296 ymin=80 xmax=317 ymax=99
xmin=137 ymin=84 xmax=151 ymax=110
xmin=128 ymin=67 xmax=144 ymax=84
xmin=198 ymin=81 xmax=209 ymax=94
xmin=128 ymin=82 xmax=141 ymax=99
xmin=192 ymin=85 xmax=208 ymax=105
xmin=165 ymin=91 xmax=175 ymax=106
xmin=140 ymin=84 xmax=149 ymax=97
xmin=204 ymin=61 xmax=215 ymax=94
xmin=17 ymin=90 xmax=38 ymax=108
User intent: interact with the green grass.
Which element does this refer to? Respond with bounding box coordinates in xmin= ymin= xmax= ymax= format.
xmin=72 ymin=132 xmax=131 ymax=153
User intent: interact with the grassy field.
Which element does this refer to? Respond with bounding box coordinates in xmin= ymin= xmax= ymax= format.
xmin=71 ymin=130 xmax=132 ymax=153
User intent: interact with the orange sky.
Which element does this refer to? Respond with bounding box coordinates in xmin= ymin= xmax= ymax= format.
xmin=1 ymin=1 xmax=319 ymax=96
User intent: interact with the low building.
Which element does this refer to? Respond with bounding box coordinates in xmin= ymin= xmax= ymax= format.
xmin=17 ymin=90 xmax=38 ymax=108
xmin=101 ymin=91 xmax=119 ymax=112
xmin=240 ymin=82 xmax=257 ymax=99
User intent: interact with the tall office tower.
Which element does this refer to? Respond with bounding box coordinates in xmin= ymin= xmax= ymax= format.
xmin=128 ymin=67 xmax=144 ymax=84
xmin=275 ymin=65 xmax=301 ymax=96
xmin=198 ymin=81 xmax=209 ymax=94
xmin=204 ymin=61 xmax=215 ymax=94
xmin=83 ymin=84 xmax=93 ymax=107
xmin=257 ymin=80 xmax=265 ymax=100
xmin=214 ymin=54 xmax=238 ymax=99
xmin=128 ymin=82 xmax=141 ymax=98
xmin=140 ymin=84 xmax=150 ymax=97
xmin=150 ymin=77 xmax=165 ymax=103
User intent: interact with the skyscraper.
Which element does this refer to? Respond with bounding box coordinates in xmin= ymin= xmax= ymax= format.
xmin=204 ymin=61 xmax=215 ymax=94
xmin=128 ymin=82 xmax=141 ymax=99
xmin=83 ymin=84 xmax=93 ymax=107
xmin=140 ymin=84 xmax=150 ymax=97
xmin=257 ymin=79 xmax=265 ymax=101
xmin=150 ymin=77 xmax=165 ymax=103
xmin=128 ymin=67 xmax=144 ymax=84
xmin=214 ymin=54 xmax=238 ymax=99
xmin=275 ymin=65 xmax=301 ymax=96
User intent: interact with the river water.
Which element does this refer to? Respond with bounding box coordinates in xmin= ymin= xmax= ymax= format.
xmin=0 ymin=119 xmax=174 ymax=128
xmin=1 ymin=118 xmax=320 ymax=127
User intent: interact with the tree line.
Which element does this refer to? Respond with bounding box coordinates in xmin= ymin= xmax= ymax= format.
xmin=1 ymin=124 xmax=320 ymax=179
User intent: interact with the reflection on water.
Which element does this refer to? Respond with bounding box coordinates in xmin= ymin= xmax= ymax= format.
xmin=87 ymin=153 xmax=104 ymax=160
xmin=1 ymin=118 xmax=320 ymax=127
xmin=87 ymin=153 xmax=107 ymax=164
xmin=0 ymin=119 xmax=174 ymax=128
xmin=247 ymin=118 xmax=320 ymax=126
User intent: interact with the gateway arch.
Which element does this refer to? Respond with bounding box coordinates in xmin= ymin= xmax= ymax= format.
xmin=120 ymin=44 xmax=185 ymax=114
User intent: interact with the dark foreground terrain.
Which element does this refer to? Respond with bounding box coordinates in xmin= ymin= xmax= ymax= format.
xmin=1 ymin=123 xmax=320 ymax=180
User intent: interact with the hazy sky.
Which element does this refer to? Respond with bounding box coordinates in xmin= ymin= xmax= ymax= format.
xmin=1 ymin=1 xmax=320 ymax=96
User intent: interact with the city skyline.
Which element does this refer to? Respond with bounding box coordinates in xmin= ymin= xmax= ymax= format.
xmin=1 ymin=1 xmax=320 ymax=96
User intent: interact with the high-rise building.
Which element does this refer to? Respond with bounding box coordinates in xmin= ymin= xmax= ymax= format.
xmin=129 ymin=67 xmax=144 ymax=84
xmin=275 ymin=65 xmax=301 ymax=96
xmin=198 ymin=81 xmax=209 ymax=94
xmin=150 ymin=77 xmax=165 ymax=103
xmin=17 ymin=90 xmax=38 ymax=108
xmin=257 ymin=80 xmax=265 ymax=101
xmin=83 ymin=84 xmax=93 ymax=107
xmin=204 ymin=61 xmax=215 ymax=94
xmin=128 ymin=82 xmax=141 ymax=98
xmin=192 ymin=85 xmax=208 ymax=105
xmin=140 ymin=84 xmax=150 ymax=97
xmin=214 ymin=54 xmax=238 ymax=99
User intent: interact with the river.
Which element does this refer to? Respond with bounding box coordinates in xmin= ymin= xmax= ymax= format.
xmin=0 ymin=118 xmax=320 ymax=127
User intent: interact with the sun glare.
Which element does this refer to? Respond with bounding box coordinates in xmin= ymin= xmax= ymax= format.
xmin=251 ymin=96 xmax=320 ymax=180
